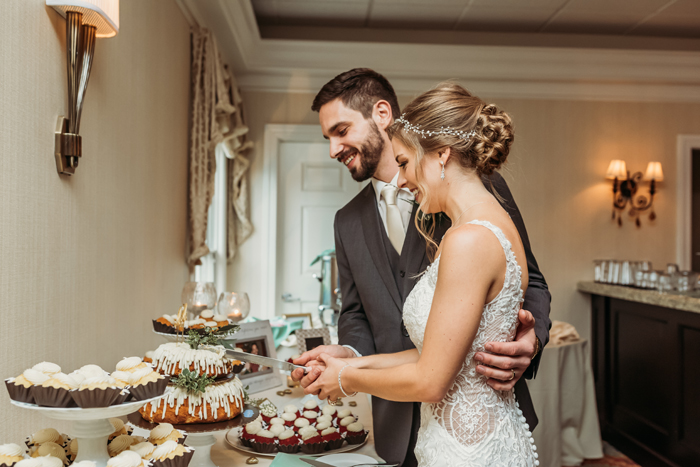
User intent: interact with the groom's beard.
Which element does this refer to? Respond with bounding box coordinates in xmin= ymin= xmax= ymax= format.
xmin=340 ymin=120 xmax=384 ymax=182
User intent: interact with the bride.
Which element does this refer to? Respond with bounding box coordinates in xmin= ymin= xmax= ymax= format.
xmin=303 ymin=83 xmax=539 ymax=466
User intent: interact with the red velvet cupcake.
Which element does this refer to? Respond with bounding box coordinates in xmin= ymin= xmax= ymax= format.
xmin=299 ymin=431 xmax=324 ymax=455
xmin=281 ymin=412 xmax=297 ymax=427
xmin=302 ymin=410 xmax=319 ymax=424
xmin=250 ymin=430 xmax=276 ymax=454
xmin=345 ymin=422 xmax=369 ymax=445
xmin=338 ymin=416 xmax=356 ymax=435
xmin=321 ymin=427 xmax=344 ymax=451
xmin=259 ymin=404 xmax=277 ymax=425
xmin=239 ymin=422 xmax=263 ymax=448
xmin=276 ymin=430 xmax=300 ymax=454
xmin=293 ymin=418 xmax=310 ymax=432
xmin=302 ymin=400 xmax=320 ymax=414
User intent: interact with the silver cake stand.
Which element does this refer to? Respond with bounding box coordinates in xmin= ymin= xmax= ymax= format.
xmin=11 ymin=395 xmax=164 ymax=467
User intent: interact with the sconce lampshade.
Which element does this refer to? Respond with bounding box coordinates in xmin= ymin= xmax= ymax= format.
xmin=606 ymin=160 xmax=627 ymax=180
xmin=47 ymin=0 xmax=119 ymax=37
xmin=643 ymin=161 xmax=664 ymax=182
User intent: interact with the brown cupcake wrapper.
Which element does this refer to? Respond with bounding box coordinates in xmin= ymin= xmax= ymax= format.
xmin=345 ymin=431 xmax=368 ymax=445
xmin=324 ymin=438 xmax=344 ymax=451
xmin=31 ymin=385 xmax=76 ymax=408
xmin=129 ymin=377 xmax=169 ymax=401
xmin=239 ymin=437 xmax=252 ymax=448
xmin=250 ymin=441 xmax=277 ymax=454
xmin=300 ymin=442 xmax=325 ymax=454
xmin=177 ymin=434 xmax=187 ymax=445
xmin=5 ymin=379 xmax=34 ymax=404
xmin=150 ymin=449 xmax=194 ymax=467
xmin=152 ymin=320 xmax=177 ymax=334
xmin=276 ymin=443 xmax=300 ymax=454
xmin=111 ymin=389 xmax=131 ymax=405
xmin=231 ymin=363 xmax=245 ymax=374
xmin=70 ymin=387 xmax=121 ymax=408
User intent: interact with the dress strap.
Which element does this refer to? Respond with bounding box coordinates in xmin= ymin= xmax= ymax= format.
xmin=464 ymin=220 xmax=521 ymax=291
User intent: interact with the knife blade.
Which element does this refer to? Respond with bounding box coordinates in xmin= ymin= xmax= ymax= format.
xmin=224 ymin=348 xmax=310 ymax=374
xmin=299 ymin=458 xmax=335 ymax=467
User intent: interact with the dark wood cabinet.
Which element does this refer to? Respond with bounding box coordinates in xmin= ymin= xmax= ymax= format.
xmin=590 ymin=293 xmax=700 ymax=467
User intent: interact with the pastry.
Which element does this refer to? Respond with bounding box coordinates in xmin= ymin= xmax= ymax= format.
xmin=239 ymin=422 xmax=262 ymax=448
xmin=150 ymin=343 xmax=233 ymax=378
xmin=259 ymin=404 xmax=277 ymax=424
xmin=293 ymin=418 xmax=310 ymax=431
xmin=345 ymin=421 xmax=368 ymax=445
xmin=109 ymin=419 xmax=133 ymax=440
xmin=139 ymin=378 xmax=243 ymax=424
xmin=321 ymin=427 xmax=344 ymax=450
xmin=249 ymin=430 xmax=275 ymax=454
xmin=153 ymin=316 xmax=178 ymax=335
xmin=276 ymin=430 xmax=300 ymax=454
xmin=128 ymin=367 xmax=167 ymax=401
xmin=107 ymin=451 xmax=147 ymax=467
xmin=25 ymin=429 xmax=66 ymax=449
xmin=148 ymin=424 xmax=185 ymax=446
xmin=6 ymin=369 xmax=49 ymax=404
xmin=299 ymin=430 xmax=323 ymax=454
xmin=109 ymin=374 xmax=134 ymax=405
xmin=30 ymin=443 xmax=67 ymax=465
xmin=268 ymin=424 xmax=285 ymax=437
xmin=108 ymin=436 xmax=134 ymax=458
xmin=0 ymin=443 xmax=25 ymax=467
xmin=148 ymin=440 xmax=193 ymax=467
xmin=71 ymin=376 xmax=121 ymax=408
xmin=115 ymin=358 xmax=149 ymax=374
xmin=338 ymin=416 xmax=356 ymax=434
xmin=13 ymin=459 xmax=42 ymax=467
xmin=128 ymin=442 xmax=155 ymax=459
xmin=70 ymin=462 xmax=96 ymax=467
xmin=302 ymin=410 xmax=318 ymax=424
xmin=303 ymin=400 xmax=319 ymax=413
xmin=280 ymin=412 xmax=296 ymax=427
xmin=31 ymin=363 xmax=61 ymax=377
xmin=315 ymin=421 xmax=331 ymax=432
xmin=32 ymin=374 xmax=78 ymax=408
xmin=212 ymin=314 xmax=229 ymax=327
xmin=321 ymin=405 xmax=337 ymax=418
xmin=76 ymin=365 xmax=108 ymax=379
xmin=143 ymin=352 xmax=155 ymax=365
xmin=67 ymin=440 xmax=77 ymax=461
xmin=316 ymin=414 xmax=333 ymax=426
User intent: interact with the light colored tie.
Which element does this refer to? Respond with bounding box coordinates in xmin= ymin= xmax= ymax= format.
xmin=381 ymin=184 xmax=405 ymax=254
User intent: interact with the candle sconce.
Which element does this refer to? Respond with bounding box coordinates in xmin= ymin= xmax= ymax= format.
xmin=606 ymin=160 xmax=663 ymax=227
xmin=47 ymin=0 xmax=119 ymax=175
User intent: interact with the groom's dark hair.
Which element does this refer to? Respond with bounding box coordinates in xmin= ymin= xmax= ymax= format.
xmin=312 ymin=68 xmax=400 ymax=120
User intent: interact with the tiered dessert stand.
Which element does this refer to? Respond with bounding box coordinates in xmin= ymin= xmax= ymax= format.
xmin=11 ymin=395 xmax=163 ymax=467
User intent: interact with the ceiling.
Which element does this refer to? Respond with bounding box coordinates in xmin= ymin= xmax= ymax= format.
xmin=252 ymin=0 xmax=700 ymax=40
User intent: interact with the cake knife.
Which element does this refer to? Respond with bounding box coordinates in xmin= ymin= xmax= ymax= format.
xmin=222 ymin=348 xmax=311 ymax=374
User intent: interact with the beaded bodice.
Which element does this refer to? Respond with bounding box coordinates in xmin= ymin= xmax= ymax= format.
xmin=402 ymin=220 xmax=538 ymax=466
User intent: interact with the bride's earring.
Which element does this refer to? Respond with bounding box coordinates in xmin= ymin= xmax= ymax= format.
xmin=440 ymin=161 xmax=445 ymax=181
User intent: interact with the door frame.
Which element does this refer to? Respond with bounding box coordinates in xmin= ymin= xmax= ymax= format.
xmin=676 ymin=134 xmax=700 ymax=270
xmin=260 ymin=124 xmax=327 ymax=320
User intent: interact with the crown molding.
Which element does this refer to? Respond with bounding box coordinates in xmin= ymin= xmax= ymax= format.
xmin=183 ymin=0 xmax=700 ymax=103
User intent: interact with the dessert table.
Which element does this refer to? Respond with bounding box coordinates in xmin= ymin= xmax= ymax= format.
xmin=527 ymin=339 xmax=603 ymax=467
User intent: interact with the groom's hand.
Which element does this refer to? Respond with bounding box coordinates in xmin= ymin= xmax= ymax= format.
xmin=474 ymin=309 xmax=537 ymax=391
xmin=291 ymin=345 xmax=356 ymax=390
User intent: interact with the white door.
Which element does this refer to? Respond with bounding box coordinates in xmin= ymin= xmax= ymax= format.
xmin=276 ymin=137 xmax=364 ymax=319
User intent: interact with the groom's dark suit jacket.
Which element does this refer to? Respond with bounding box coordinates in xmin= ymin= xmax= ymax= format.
xmin=334 ymin=172 xmax=551 ymax=466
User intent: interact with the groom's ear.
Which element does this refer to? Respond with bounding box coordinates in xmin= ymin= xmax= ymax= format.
xmin=372 ymin=100 xmax=394 ymax=131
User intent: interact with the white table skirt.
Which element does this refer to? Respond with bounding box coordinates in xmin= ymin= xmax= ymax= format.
xmin=527 ymin=339 xmax=604 ymax=466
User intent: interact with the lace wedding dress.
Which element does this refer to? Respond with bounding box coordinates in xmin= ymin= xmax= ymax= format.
xmin=402 ymin=220 xmax=539 ymax=466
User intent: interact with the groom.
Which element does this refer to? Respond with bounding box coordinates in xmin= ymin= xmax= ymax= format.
xmin=293 ymin=68 xmax=551 ymax=466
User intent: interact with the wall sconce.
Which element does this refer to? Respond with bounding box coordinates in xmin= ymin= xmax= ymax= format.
xmin=606 ymin=159 xmax=663 ymax=227
xmin=47 ymin=0 xmax=120 ymax=175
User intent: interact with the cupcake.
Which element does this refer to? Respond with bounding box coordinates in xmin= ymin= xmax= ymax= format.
xmin=199 ymin=310 xmax=214 ymax=321
xmin=148 ymin=441 xmax=193 ymax=467
xmin=315 ymin=421 xmax=331 ymax=432
xmin=212 ymin=314 xmax=229 ymax=327
xmin=71 ymin=462 xmax=96 ymax=467
xmin=67 ymin=372 xmax=86 ymax=387
xmin=108 ymin=436 xmax=134 ymax=457
xmin=249 ymin=430 xmax=275 ymax=454
xmin=316 ymin=414 xmax=333 ymax=427
xmin=345 ymin=422 xmax=368 ymax=445
xmin=76 ymin=365 xmax=108 ymax=379
xmin=153 ymin=315 xmax=178 ymax=334
xmin=109 ymin=374 xmax=133 ymax=405
xmin=303 ymin=400 xmax=320 ymax=413
xmin=283 ymin=405 xmax=301 ymax=417
xmin=143 ymin=352 xmax=155 ymax=365
xmin=239 ymin=422 xmax=262 ymax=448
xmin=32 ymin=374 xmax=78 ymax=408
xmin=0 ymin=444 xmax=26 ymax=467
xmin=30 ymin=443 xmax=67 ymax=465
xmin=128 ymin=442 xmax=155 ymax=459
xmin=276 ymin=430 xmax=300 ymax=454
xmin=321 ymin=405 xmax=337 ymax=418
xmin=293 ymin=418 xmax=310 ymax=432
xmin=268 ymin=424 xmax=285 ymax=438
xmin=31 ymin=363 xmax=61 ymax=377
xmin=302 ymin=410 xmax=318 ymax=424
xmin=299 ymin=430 xmax=324 ymax=454
xmin=337 ymin=409 xmax=353 ymax=419
xmin=71 ymin=376 xmax=121 ymax=408
xmin=321 ymin=427 xmax=344 ymax=451
xmin=259 ymin=404 xmax=277 ymax=424
xmin=148 ymin=424 xmax=185 ymax=446
xmin=115 ymin=358 xmax=149 ymax=374
xmin=109 ymin=419 xmax=133 ymax=440
xmin=269 ymin=417 xmax=284 ymax=427
xmin=6 ymin=369 xmax=52 ymax=404
xmin=128 ymin=368 xmax=167 ymax=401
xmin=280 ymin=412 xmax=297 ymax=427
xmin=338 ymin=416 xmax=356 ymax=434
xmin=13 ymin=459 xmax=42 ymax=467
xmin=66 ymin=440 xmax=77 ymax=461
xmin=25 ymin=429 xmax=66 ymax=449
xmin=107 ymin=451 xmax=147 ymax=467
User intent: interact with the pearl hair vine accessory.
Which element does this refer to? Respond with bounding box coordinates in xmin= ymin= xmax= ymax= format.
xmin=395 ymin=113 xmax=477 ymax=141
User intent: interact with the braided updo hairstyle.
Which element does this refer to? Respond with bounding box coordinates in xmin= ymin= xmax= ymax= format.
xmin=386 ymin=82 xmax=514 ymax=254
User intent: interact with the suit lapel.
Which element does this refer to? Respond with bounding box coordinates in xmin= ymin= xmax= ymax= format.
xmin=401 ymin=206 xmax=427 ymax=299
xmin=360 ymin=184 xmax=403 ymax=311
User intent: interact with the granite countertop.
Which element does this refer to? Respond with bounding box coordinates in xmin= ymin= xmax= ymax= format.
xmin=577 ymin=281 xmax=700 ymax=314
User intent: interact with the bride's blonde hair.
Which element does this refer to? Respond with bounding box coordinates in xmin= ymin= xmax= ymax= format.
xmin=387 ymin=82 xmax=514 ymax=256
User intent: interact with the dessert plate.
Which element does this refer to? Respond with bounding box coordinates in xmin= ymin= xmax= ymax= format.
xmin=224 ymin=427 xmax=367 ymax=458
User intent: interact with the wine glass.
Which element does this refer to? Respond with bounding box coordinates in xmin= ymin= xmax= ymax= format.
xmin=218 ymin=292 xmax=250 ymax=323
xmin=181 ymin=282 xmax=217 ymax=319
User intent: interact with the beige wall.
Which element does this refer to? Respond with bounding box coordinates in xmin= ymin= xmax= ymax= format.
xmin=230 ymin=90 xmax=700 ymax=343
xmin=0 ymin=0 xmax=190 ymax=442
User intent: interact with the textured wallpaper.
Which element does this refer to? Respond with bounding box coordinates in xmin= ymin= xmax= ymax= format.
xmin=0 ymin=0 xmax=190 ymax=443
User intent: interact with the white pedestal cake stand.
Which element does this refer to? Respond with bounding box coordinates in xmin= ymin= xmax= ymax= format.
xmin=11 ymin=395 xmax=163 ymax=467
xmin=128 ymin=406 xmax=258 ymax=467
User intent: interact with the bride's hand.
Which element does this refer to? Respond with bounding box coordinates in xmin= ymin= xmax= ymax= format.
xmin=303 ymin=353 xmax=349 ymax=400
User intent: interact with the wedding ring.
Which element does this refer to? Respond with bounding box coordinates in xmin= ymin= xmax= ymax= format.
xmin=508 ymin=369 xmax=515 ymax=381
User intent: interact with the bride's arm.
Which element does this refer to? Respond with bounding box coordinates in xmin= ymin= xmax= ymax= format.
xmin=346 ymin=349 xmax=420 ymax=370
xmin=306 ymin=226 xmax=502 ymax=402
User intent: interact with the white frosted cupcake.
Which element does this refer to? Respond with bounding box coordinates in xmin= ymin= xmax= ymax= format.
xmin=70 ymin=462 xmax=96 ymax=467
xmin=128 ymin=368 xmax=167 ymax=401
xmin=71 ymin=376 xmax=121 ymax=408
xmin=0 ymin=444 xmax=25 ymax=467
xmin=6 ymin=369 xmax=49 ymax=404
xmin=107 ymin=451 xmax=146 ymax=467
xmin=31 ymin=363 xmax=61 ymax=377
xmin=345 ymin=421 xmax=368 ymax=445
xmin=108 ymin=436 xmax=134 ymax=457
xmin=128 ymin=443 xmax=155 ymax=459
xmin=148 ymin=440 xmax=193 ymax=467
xmin=30 ymin=443 xmax=67 ymax=465
xmin=25 ymin=429 xmax=67 ymax=449
xmin=148 ymin=424 xmax=185 ymax=446
xmin=32 ymin=374 xmax=79 ymax=408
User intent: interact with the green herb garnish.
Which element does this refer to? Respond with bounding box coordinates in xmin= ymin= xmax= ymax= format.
xmin=172 ymin=369 xmax=215 ymax=395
